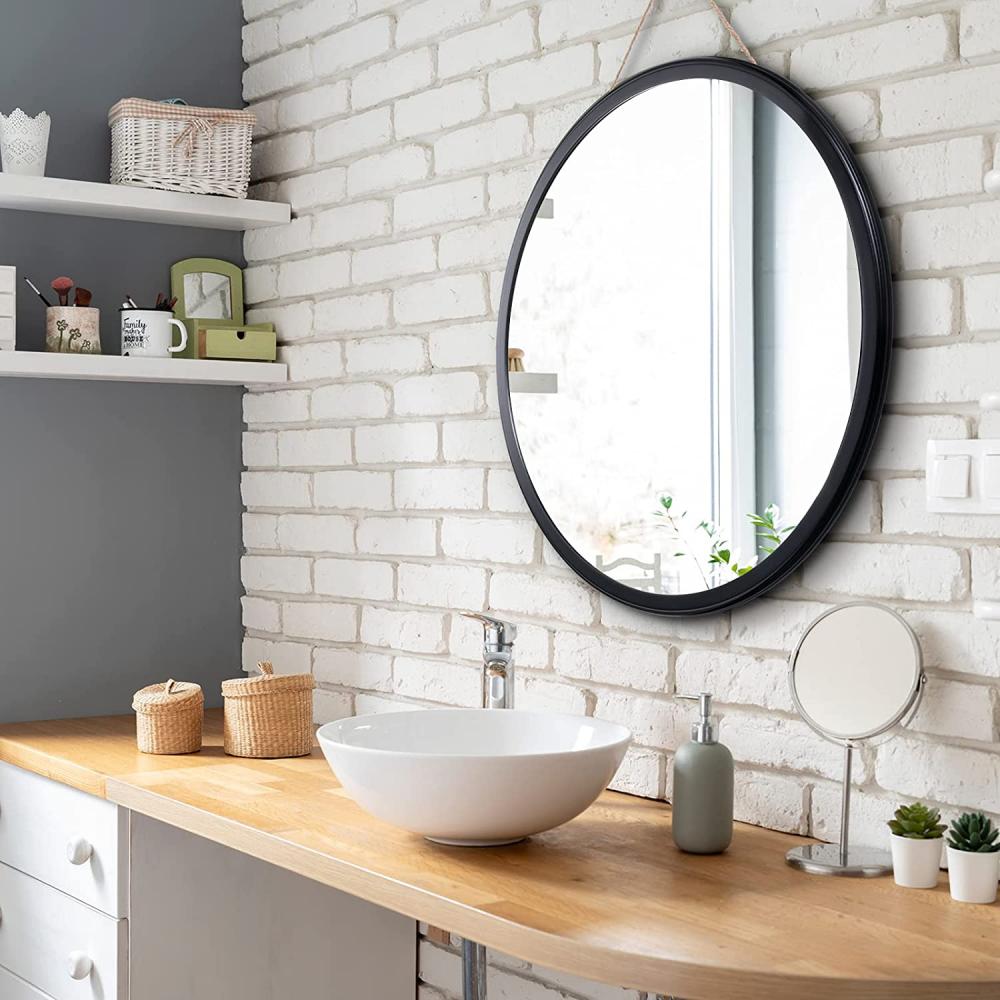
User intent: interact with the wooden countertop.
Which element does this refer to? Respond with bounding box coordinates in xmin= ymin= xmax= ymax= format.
xmin=0 ymin=712 xmax=998 ymax=1000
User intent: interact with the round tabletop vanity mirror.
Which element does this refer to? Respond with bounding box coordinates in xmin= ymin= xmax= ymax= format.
xmin=787 ymin=602 xmax=924 ymax=877
xmin=498 ymin=58 xmax=892 ymax=616
xmin=791 ymin=602 xmax=923 ymax=741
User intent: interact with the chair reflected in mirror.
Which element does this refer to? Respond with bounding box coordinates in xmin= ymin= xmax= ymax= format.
xmin=595 ymin=553 xmax=676 ymax=594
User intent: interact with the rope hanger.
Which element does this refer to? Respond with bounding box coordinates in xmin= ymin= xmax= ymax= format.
xmin=611 ymin=0 xmax=758 ymax=90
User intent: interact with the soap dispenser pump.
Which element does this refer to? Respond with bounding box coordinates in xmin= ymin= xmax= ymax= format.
xmin=671 ymin=693 xmax=734 ymax=854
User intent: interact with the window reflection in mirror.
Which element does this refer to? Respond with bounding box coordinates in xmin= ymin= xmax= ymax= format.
xmin=508 ymin=79 xmax=861 ymax=596
xmin=183 ymin=272 xmax=233 ymax=320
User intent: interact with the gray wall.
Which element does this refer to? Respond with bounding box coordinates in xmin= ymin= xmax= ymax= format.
xmin=0 ymin=0 xmax=245 ymax=720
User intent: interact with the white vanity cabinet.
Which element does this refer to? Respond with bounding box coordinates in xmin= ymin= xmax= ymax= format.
xmin=129 ymin=815 xmax=415 ymax=999
xmin=0 ymin=966 xmax=60 ymax=999
xmin=0 ymin=762 xmax=128 ymax=999
xmin=0 ymin=761 xmax=416 ymax=1000
xmin=0 ymin=862 xmax=127 ymax=1000
xmin=0 ymin=762 xmax=128 ymax=916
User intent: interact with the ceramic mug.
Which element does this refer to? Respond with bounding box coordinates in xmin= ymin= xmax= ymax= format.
xmin=121 ymin=309 xmax=188 ymax=358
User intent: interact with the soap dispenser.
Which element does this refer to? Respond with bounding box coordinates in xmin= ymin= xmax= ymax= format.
xmin=671 ymin=693 xmax=733 ymax=854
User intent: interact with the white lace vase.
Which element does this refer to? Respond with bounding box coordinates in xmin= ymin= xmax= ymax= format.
xmin=0 ymin=109 xmax=50 ymax=176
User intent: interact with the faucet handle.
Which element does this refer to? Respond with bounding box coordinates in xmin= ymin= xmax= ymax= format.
xmin=461 ymin=611 xmax=516 ymax=648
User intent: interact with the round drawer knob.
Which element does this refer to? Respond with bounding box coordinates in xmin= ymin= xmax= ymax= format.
xmin=67 ymin=951 xmax=93 ymax=980
xmin=66 ymin=837 xmax=93 ymax=865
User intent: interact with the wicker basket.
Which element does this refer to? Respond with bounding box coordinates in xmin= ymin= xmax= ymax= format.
xmin=222 ymin=661 xmax=314 ymax=759
xmin=133 ymin=680 xmax=204 ymax=755
xmin=108 ymin=98 xmax=254 ymax=199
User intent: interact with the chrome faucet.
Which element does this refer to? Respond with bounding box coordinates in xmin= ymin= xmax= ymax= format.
xmin=461 ymin=611 xmax=516 ymax=710
xmin=459 ymin=611 xmax=517 ymax=1000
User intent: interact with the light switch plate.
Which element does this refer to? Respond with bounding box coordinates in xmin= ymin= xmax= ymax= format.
xmin=927 ymin=440 xmax=1000 ymax=513
xmin=931 ymin=455 xmax=970 ymax=498
xmin=984 ymin=455 xmax=1000 ymax=500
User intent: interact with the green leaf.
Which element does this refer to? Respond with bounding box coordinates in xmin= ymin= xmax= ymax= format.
xmin=888 ymin=802 xmax=946 ymax=839
xmin=948 ymin=811 xmax=1000 ymax=852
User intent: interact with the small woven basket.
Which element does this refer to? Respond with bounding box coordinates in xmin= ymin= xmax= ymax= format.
xmin=222 ymin=661 xmax=314 ymax=759
xmin=133 ymin=679 xmax=204 ymax=755
xmin=108 ymin=98 xmax=254 ymax=199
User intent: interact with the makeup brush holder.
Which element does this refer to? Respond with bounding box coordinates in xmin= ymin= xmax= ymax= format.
xmin=45 ymin=307 xmax=101 ymax=354
xmin=0 ymin=109 xmax=50 ymax=176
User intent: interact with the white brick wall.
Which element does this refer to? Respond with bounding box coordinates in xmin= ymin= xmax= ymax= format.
xmin=241 ymin=2 xmax=1000 ymax=996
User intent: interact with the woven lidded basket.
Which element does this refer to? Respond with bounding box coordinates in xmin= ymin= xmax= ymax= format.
xmin=133 ymin=679 xmax=204 ymax=755
xmin=222 ymin=661 xmax=314 ymax=759
xmin=108 ymin=98 xmax=254 ymax=199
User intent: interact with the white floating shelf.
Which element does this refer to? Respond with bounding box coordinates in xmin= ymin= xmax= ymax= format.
xmin=509 ymin=371 xmax=558 ymax=394
xmin=0 ymin=352 xmax=287 ymax=386
xmin=0 ymin=174 xmax=290 ymax=230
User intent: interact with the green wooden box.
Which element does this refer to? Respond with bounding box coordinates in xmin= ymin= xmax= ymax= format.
xmin=174 ymin=319 xmax=278 ymax=361
xmin=198 ymin=324 xmax=277 ymax=361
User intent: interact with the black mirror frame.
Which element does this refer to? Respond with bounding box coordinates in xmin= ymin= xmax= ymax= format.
xmin=496 ymin=57 xmax=892 ymax=618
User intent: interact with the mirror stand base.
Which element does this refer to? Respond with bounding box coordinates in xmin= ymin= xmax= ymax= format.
xmin=785 ymin=843 xmax=891 ymax=877
xmin=786 ymin=744 xmax=892 ymax=877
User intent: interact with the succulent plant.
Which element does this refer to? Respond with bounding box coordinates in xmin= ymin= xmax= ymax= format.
xmin=888 ymin=802 xmax=946 ymax=840
xmin=947 ymin=812 xmax=1000 ymax=853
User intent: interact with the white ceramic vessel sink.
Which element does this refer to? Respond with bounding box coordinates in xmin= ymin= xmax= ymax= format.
xmin=318 ymin=709 xmax=631 ymax=846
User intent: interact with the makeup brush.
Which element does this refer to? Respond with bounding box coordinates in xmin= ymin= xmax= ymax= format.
xmin=74 ymin=287 xmax=92 ymax=308
xmin=51 ymin=276 xmax=74 ymax=307
xmin=23 ymin=277 xmax=52 ymax=307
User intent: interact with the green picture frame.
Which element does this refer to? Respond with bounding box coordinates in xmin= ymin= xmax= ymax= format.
xmin=170 ymin=258 xmax=246 ymax=359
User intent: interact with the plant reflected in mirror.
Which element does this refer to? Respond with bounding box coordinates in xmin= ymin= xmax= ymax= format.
xmin=653 ymin=494 xmax=795 ymax=590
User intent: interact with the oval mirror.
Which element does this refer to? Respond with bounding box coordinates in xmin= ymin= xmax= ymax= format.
xmin=498 ymin=58 xmax=892 ymax=616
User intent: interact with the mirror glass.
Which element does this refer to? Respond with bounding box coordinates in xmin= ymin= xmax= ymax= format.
xmin=183 ymin=272 xmax=233 ymax=320
xmin=506 ymin=75 xmax=864 ymax=600
xmin=791 ymin=604 xmax=922 ymax=740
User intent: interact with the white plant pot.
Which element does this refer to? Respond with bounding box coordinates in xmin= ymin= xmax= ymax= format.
xmin=946 ymin=846 xmax=1000 ymax=904
xmin=890 ymin=835 xmax=943 ymax=889
xmin=0 ymin=108 xmax=50 ymax=176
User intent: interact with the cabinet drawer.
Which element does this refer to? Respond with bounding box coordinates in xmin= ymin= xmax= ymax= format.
xmin=0 ymin=763 xmax=127 ymax=917
xmin=0 ymin=965 xmax=56 ymax=999
xmin=0 ymin=862 xmax=126 ymax=1000
xmin=198 ymin=326 xmax=276 ymax=360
